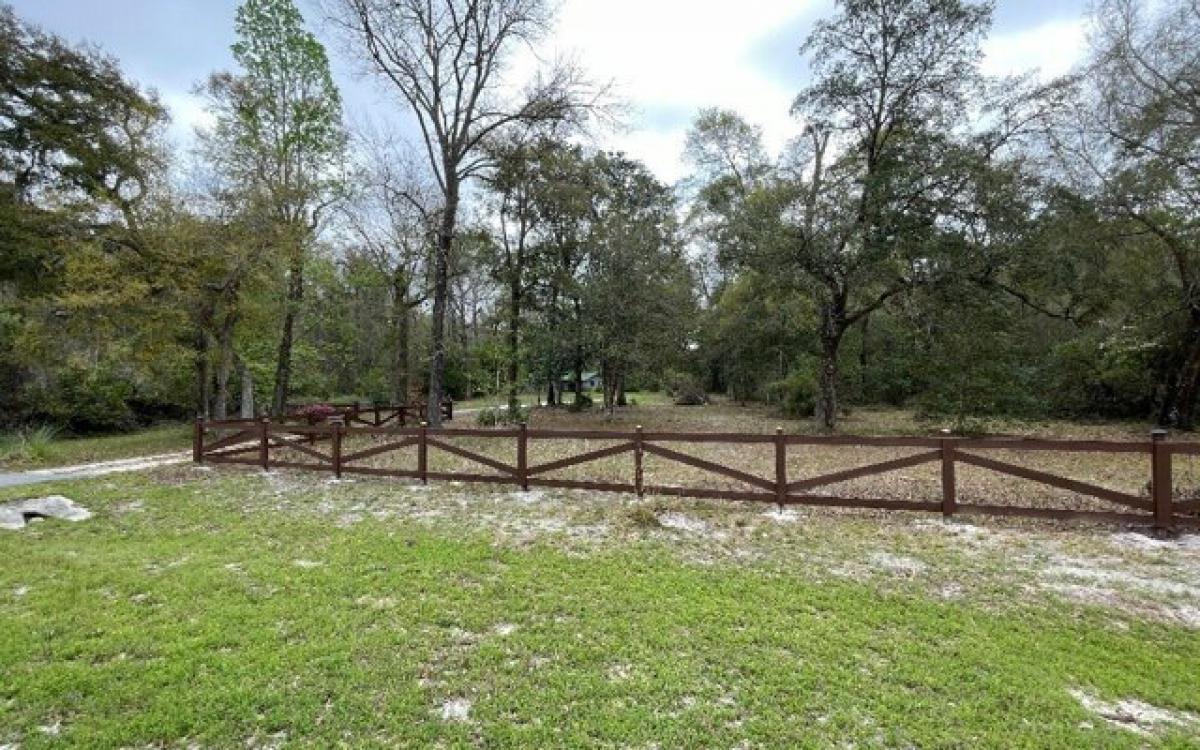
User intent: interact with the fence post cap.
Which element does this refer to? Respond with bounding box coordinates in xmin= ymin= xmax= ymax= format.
xmin=776 ymin=426 xmax=783 ymax=434
xmin=1151 ymin=427 xmax=1169 ymax=440
xmin=420 ymin=421 xmax=428 ymax=428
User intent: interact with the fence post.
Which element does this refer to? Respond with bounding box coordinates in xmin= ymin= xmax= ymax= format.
xmin=775 ymin=427 xmax=786 ymax=511
xmin=940 ymin=438 xmax=957 ymax=518
xmin=193 ymin=417 xmax=205 ymax=463
xmin=446 ymin=400 xmax=453 ymax=422
xmin=1151 ymin=428 xmax=1173 ymax=531
xmin=332 ymin=417 xmax=344 ymax=479
xmin=418 ymin=421 xmax=428 ymax=484
xmin=635 ymin=425 xmax=644 ymax=498
xmin=259 ymin=418 xmax=271 ymax=472
xmin=518 ymin=422 xmax=529 ymax=491
xmin=374 ymin=404 xmax=381 ymax=426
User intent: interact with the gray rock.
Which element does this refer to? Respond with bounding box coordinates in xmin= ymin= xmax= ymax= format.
xmin=0 ymin=495 xmax=92 ymax=530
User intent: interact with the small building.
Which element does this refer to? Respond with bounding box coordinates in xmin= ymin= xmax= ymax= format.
xmin=558 ymin=372 xmax=601 ymax=393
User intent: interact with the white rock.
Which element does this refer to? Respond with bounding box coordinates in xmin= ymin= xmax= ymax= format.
xmin=0 ymin=495 xmax=91 ymax=530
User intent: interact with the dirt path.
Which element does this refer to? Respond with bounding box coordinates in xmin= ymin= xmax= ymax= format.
xmin=0 ymin=452 xmax=189 ymax=488
xmin=0 ymin=406 xmax=527 ymax=489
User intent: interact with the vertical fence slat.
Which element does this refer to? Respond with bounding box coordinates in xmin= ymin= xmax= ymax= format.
xmin=775 ymin=427 xmax=786 ymax=510
xmin=1151 ymin=428 xmax=1172 ymax=531
xmin=941 ymin=438 xmax=956 ymax=518
xmin=418 ymin=421 xmax=428 ymax=484
xmin=635 ymin=426 xmax=645 ymax=498
xmin=193 ymin=417 xmax=204 ymax=463
xmin=259 ymin=418 xmax=270 ymax=471
xmin=518 ymin=422 xmax=529 ymax=491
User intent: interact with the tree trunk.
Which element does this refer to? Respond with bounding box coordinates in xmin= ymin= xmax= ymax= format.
xmin=427 ymin=186 xmax=459 ymax=428
xmin=816 ymin=300 xmax=846 ymax=432
xmin=506 ymin=276 xmax=521 ymax=415
xmin=271 ymin=255 xmax=304 ymax=416
xmin=239 ymin=359 xmax=255 ymax=419
xmin=392 ymin=275 xmax=411 ymax=405
xmin=214 ymin=318 xmax=235 ymax=420
xmin=817 ymin=337 xmax=841 ymax=431
xmin=600 ymin=363 xmax=615 ymax=416
xmin=194 ymin=326 xmax=210 ymax=420
xmin=546 ymin=377 xmax=557 ymax=407
xmin=573 ymin=360 xmax=584 ymax=408
xmin=615 ymin=371 xmax=626 ymax=407
xmin=859 ymin=312 xmax=871 ymax=396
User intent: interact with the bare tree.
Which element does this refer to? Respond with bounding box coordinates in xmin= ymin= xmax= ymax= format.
xmin=325 ymin=0 xmax=597 ymax=425
xmin=342 ymin=127 xmax=437 ymax=404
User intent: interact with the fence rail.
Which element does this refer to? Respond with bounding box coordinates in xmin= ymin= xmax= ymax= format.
xmin=283 ymin=400 xmax=453 ymax=426
xmin=193 ymin=419 xmax=1200 ymax=531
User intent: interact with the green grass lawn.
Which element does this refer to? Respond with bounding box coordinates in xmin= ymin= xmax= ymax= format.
xmin=2 ymin=468 xmax=1198 ymax=748
xmin=0 ymin=423 xmax=193 ymax=471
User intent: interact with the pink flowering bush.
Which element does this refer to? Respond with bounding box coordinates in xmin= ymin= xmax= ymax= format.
xmin=294 ymin=404 xmax=338 ymax=422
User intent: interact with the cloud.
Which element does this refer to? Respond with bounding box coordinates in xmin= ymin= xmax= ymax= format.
xmin=518 ymin=2 xmax=1090 ymax=185
xmin=160 ymin=90 xmax=216 ymax=150
xmin=981 ymin=16 xmax=1088 ymax=80
xmin=523 ymin=0 xmax=815 ymax=183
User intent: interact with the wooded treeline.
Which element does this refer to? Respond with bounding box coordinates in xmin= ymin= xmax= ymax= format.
xmin=0 ymin=0 xmax=1196 ymax=433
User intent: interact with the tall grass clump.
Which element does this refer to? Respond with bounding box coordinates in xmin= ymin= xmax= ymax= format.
xmin=0 ymin=425 xmax=60 ymax=465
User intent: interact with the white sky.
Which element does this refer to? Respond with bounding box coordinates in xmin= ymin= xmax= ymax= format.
xmin=538 ymin=1 xmax=1089 ymax=183
xmin=10 ymin=0 xmax=1092 ymax=186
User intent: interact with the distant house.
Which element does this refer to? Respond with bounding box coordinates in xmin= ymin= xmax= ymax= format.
xmin=558 ymin=371 xmax=601 ymax=393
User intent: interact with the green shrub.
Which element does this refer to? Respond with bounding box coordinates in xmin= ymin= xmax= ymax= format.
xmin=666 ymin=372 xmax=707 ymax=406
xmin=475 ymin=407 xmax=499 ymax=427
xmin=0 ymin=424 xmax=59 ymax=464
xmin=475 ymin=404 xmax=529 ymax=427
xmin=40 ymin=366 xmax=136 ymax=433
xmin=673 ymin=383 xmax=707 ymax=406
xmin=766 ymin=371 xmax=817 ymax=418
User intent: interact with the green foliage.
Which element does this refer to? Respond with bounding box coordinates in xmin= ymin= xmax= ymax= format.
xmin=38 ymin=366 xmax=137 ymax=433
xmin=1042 ymin=332 xmax=1157 ymax=419
xmin=766 ymin=370 xmax=817 ymax=418
xmin=475 ymin=405 xmax=529 ymax=427
xmin=666 ymin=372 xmax=708 ymax=406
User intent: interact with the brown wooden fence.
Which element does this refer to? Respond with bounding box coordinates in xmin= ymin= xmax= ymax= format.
xmin=283 ymin=400 xmax=453 ymax=426
xmin=193 ymin=419 xmax=1200 ymax=531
